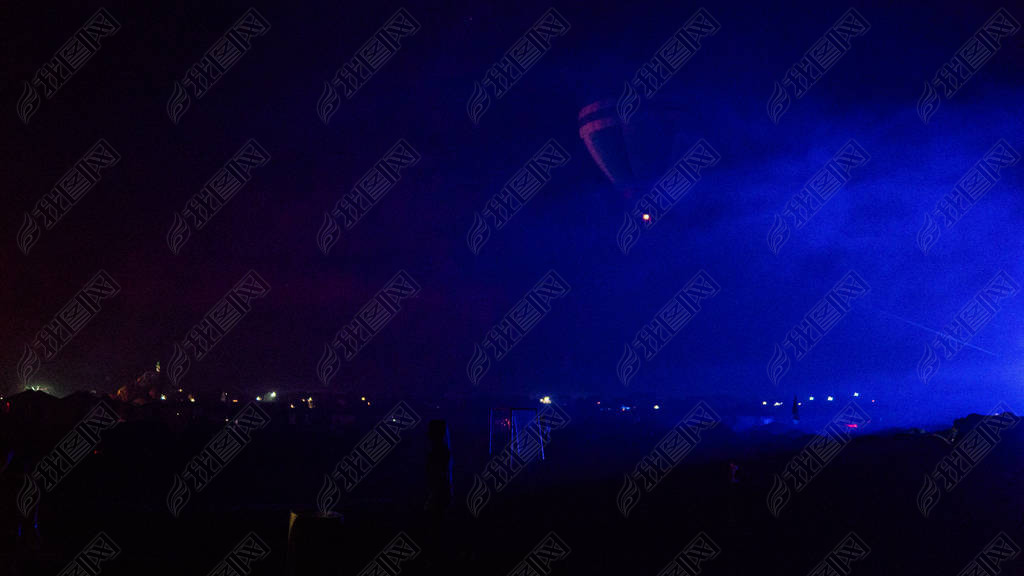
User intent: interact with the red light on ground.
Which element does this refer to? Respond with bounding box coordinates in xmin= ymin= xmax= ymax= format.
xmin=845 ymin=424 xmax=858 ymax=428
xmin=642 ymin=213 xmax=651 ymax=221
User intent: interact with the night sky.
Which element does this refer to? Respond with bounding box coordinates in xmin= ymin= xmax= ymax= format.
xmin=3 ymin=0 xmax=1022 ymax=426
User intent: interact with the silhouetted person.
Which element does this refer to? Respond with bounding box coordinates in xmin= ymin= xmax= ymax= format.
xmin=425 ymin=420 xmax=453 ymax=516
xmin=423 ymin=420 xmax=453 ymax=568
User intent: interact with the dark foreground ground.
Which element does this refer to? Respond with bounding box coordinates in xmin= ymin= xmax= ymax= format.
xmin=1 ymin=392 xmax=1021 ymax=575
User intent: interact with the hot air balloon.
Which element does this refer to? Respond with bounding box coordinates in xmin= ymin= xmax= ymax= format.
xmin=577 ymin=98 xmax=705 ymax=197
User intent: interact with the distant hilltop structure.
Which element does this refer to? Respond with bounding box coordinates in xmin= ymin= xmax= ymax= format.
xmin=114 ymin=361 xmax=167 ymax=405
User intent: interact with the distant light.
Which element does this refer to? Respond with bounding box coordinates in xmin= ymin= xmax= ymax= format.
xmin=762 ymin=401 xmax=768 ymax=406
xmin=269 ymin=391 xmax=277 ymax=399
xmin=809 ymin=396 xmax=814 ymax=401
xmin=827 ymin=396 xmax=834 ymax=402
xmin=871 ymin=399 xmax=876 ymax=403
xmin=540 ymin=396 xmax=551 ymax=404
xmin=853 ymin=392 xmax=860 ymax=397
xmin=361 ymin=396 xmax=366 ymax=402
xmin=160 ymin=394 xmax=167 ymax=401
xmin=189 ymin=397 xmax=195 ymax=403
xmin=256 ymin=396 xmax=262 ymax=402
xmin=642 ymin=213 xmax=651 ymax=221
xmin=290 ymin=404 xmax=295 ymax=409
xmin=798 ymin=402 xmax=802 ymax=406
xmin=232 ymin=399 xmax=239 ymax=403
xmin=845 ymin=423 xmax=859 ymax=428
xmin=653 ymin=404 xmax=660 ymax=410
xmin=773 ymin=402 xmax=784 ymax=407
